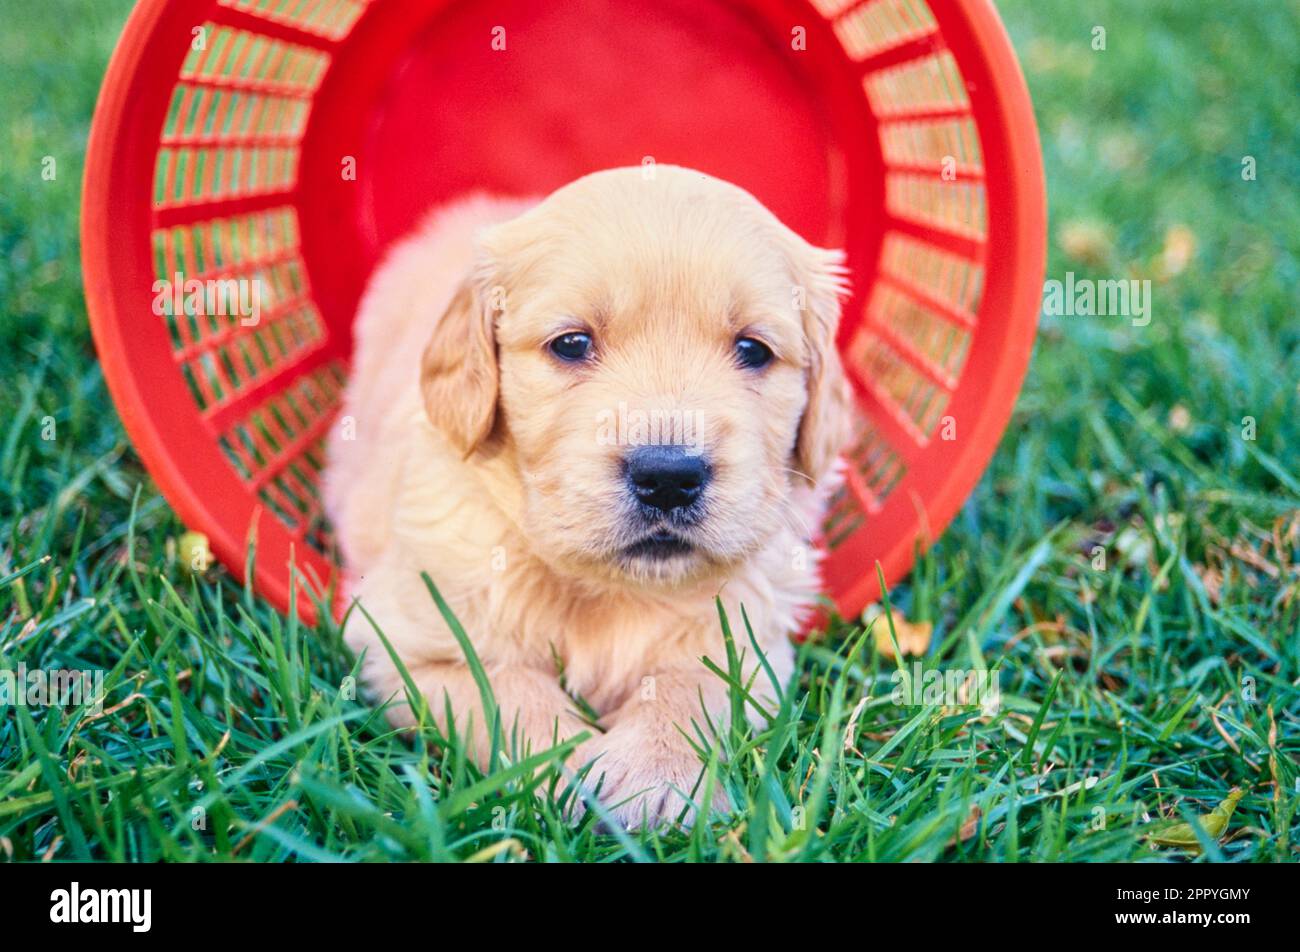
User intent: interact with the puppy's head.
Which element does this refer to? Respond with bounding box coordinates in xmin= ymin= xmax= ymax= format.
xmin=421 ymin=166 xmax=852 ymax=587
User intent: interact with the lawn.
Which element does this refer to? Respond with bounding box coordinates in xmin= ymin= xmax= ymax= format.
xmin=0 ymin=0 xmax=1296 ymax=862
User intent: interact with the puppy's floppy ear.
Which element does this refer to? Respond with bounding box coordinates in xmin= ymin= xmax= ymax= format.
xmin=791 ymin=242 xmax=853 ymax=485
xmin=420 ymin=250 xmax=503 ymax=456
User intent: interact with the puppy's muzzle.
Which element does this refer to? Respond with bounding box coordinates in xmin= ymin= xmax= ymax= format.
xmin=624 ymin=445 xmax=711 ymax=513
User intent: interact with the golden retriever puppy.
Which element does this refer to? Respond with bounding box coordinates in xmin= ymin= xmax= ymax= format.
xmin=324 ymin=166 xmax=851 ymax=828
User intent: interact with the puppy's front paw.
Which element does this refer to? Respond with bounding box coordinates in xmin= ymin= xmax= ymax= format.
xmin=570 ymin=728 xmax=726 ymax=830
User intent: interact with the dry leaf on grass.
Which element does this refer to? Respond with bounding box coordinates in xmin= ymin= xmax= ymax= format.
xmin=1168 ymin=404 xmax=1191 ymax=432
xmin=863 ymin=605 xmax=933 ymax=658
xmin=1194 ymin=564 xmax=1223 ymax=605
xmin=1058 ymin=219 xmax=1113 ymax=267
xmin=1143 ymin=787 xmax=1245 ymax=854
xmin=1159 ymin=224 xmax=1197 ymax=277
xmin=947 ymin=803 xmax=982 ymax=848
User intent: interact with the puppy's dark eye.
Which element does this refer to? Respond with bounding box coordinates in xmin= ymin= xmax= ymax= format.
xmin=734 ymin=336 xmax=774 ymax=370
xmin=549 ymin=332 xmax=593 ymax=362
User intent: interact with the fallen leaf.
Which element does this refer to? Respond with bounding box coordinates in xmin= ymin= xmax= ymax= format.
xmin=1058 ymin=219 xmax=1113 ymax=267
xmin=1168 ymin=404 xmax=1192 ymax=432
xmin=1160 ymin=224 xmax=1197 ymax=277
xmin=863 ymin=605 xmax=933 ymax=658
xmin=1143 ymin=787 xmax=1245 ymax=854
xmin=1099 ymin=130 xmax=1144 ymax=171
xmin=1230 ymin=539 xmax=1280 ymax=578
xmin=948 ymin=803 xmax=982 ymax=847
xmin=1195 ymin=564 xmax=1223 ymax=605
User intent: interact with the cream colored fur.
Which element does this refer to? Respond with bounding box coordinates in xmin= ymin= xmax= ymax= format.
xmin=324 ymin=166 xmax=851 ymax=828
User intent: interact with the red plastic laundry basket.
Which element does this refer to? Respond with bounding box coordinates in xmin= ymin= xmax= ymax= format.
xmin=83 ymin=0 xmax=1045 ymax=626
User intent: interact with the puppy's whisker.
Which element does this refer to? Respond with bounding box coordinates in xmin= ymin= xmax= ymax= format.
xmin=777 ymin=464 xmax=818 ymax=486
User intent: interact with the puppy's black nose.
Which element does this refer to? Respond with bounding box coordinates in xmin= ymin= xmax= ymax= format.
xmin=625 ymin=445 xmax=710 ymax=513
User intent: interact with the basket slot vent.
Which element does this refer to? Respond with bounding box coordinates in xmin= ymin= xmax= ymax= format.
xmin=162 ymin=83 xmax=310 ymax=147
xmin=849 ymin=422 xmax=906 ymax=503
xmin=879 ymin=115 xmax=982 ymax=174
xmin=262 ymin=478 xmax=308 ymax=527
xmin=846 ymin=328 xmax=950 ymax=441
xmin=821 ymin=416 xmax=909 ymax=548
xmin=152 ymin=208 xmax=314 ymax=377
xmin=217 ymin=0 xmax=370 ymax=42
xmin=180 ymin=23 xmax=330 ymax=96
xmin=832 ymin=0 xmax=937 ymax=63
xmin=187 ymin=303 xmax=330 ymax=410
xmin=199 ymin=340 xmax=332 ymax=432
xmin=303 ymin=514 xmax=335 ymax=556
xmin=152 ymin=230 xmax=301 ymax=297
xmin=154 ymin=145 xmax=299 ymax=208
xmin=822 ymin=483 xmax=867 ymax=550
xmin=879 ymin=232 xmax=983 ymax=322
xmin=885 ymin=172 xmax=986 ymax=241
xmin=173 ymin=288 xmax=315 ymax=370
xmin=867 ymin=282 xmax=971 ymax=385
xmin=217 ymin=362 xmax=346 ymax=537
xmin=863 ymin=50 xmax=968 ymax=118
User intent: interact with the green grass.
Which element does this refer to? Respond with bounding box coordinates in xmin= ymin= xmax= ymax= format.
xmin=1 ymin=0 xmax=1297 ymax=862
